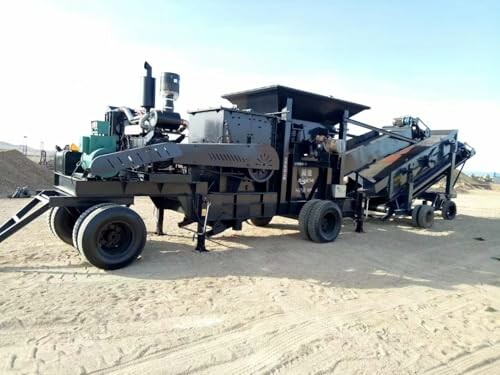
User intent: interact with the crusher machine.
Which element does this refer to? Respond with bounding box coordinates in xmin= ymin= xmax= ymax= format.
xmin=0 ymin=62 xmax=475 ymax=269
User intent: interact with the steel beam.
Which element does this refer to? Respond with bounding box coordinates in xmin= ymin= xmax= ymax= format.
xmin=347 ymin=118 xmax=417 ymax=144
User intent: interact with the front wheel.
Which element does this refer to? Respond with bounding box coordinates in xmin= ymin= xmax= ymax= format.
xmin=306 ymin=201 xmax=343 ymax=243
xmin=75 ymin=205 xmax=147 ymax=270
xmin=441 ymin=200 xmax=457 ymax=220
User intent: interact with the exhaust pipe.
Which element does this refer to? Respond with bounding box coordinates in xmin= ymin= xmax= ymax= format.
xmin=142 ymin=61 xmax=156 ymax=112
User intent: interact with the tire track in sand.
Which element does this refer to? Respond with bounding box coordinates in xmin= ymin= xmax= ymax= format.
xmin=424 ymin=342 xmax=500 ymax=375
xmin=88 ymin=298 xmax=415 ymax=375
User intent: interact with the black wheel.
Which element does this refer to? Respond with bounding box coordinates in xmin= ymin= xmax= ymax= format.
xmin=250 ymin=217 xmax=273 ymax=226
xmin=76 ymin=205 xmax=146 ymax=270
xmin=247 ymin=168 xmax=274 ymax=183
xmin=48 ymin=207 xmax=81 ymax=246
xmin=411 ymin=205 xmax=422 ymax=227
xmin=441 ymin=200 xmax=457 ymax=220
xmin=417 ymin=205 xmax=434 ymax=229
xmin=298 ymin=199 xmax=319 ymax=240
xmin=307 ymin=200 xmax=343 ymax=243
xmin=72 ymin=203 xmax=116 ymax=253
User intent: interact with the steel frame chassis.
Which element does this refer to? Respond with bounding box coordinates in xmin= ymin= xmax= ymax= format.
xmin=0 ymin=98 xmax=474 ymax=252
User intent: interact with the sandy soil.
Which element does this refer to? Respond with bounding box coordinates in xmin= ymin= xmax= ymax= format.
xmin=0 ymin=190 xmax=499 ymax=374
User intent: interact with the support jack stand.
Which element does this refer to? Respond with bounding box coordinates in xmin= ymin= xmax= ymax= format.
xmin=195 ymin=196 xmax=211 ymax=252
xmin=155 ymin=208 xmax=165 ymax=236
xmin=195 ymin=230 xmax=208 ymax=252
xmin=355 ymin=191 xmax=366 ymax=233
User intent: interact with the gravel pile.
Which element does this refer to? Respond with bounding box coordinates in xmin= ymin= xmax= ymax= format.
xmin=433 ymin=170 xmax=492 ymax=192
xmin=0 ymin=150 xmax=53 ymax=197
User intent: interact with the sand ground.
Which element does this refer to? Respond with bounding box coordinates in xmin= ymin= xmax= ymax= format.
xmin=0 ymin=190 xmax=499 ymax=374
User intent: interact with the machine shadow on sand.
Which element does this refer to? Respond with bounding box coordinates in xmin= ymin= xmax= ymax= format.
xmin=103 ymin=214 xmax=500 ymax=291
xmin=0 ymin=214 xmax=497 ymax=291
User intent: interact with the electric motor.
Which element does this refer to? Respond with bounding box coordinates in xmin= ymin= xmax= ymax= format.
xmin=393 ymin=116 xmax=418 ymax=127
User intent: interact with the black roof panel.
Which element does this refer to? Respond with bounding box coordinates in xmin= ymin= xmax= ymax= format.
xmin=223 ymin=85 xmax=369 ymax=124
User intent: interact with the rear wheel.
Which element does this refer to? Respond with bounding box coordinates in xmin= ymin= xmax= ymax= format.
xmin=298 ymin=199 xmax=319 ymax=240
xmin=417 ymin=205 xmax=434 ymax=228
xmin=441 ymin=200 xmax=457 ymax=220
xmin=72 ymin=203 xmax=116 ymax=253
xmin=411 ymin=205 xmax=422 ymax=227
xmin=250 ymin=217 xmax=273 ymax=227
xmin=76 ymin=205 xmax=146 ymax=270
xmin=48 ymin=207 xmax=81 ymax=246
xmin=307 ymin=200 xmax=343 ymax=243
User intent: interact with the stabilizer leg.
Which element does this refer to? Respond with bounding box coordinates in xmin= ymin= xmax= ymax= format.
xmin=355 ymin=192 xmax=365 ymax=233
xmin=195 ymin=223 xmax=207 ymax=252
xmin=194 ymin=196 xmax=209 ymax=252
xmin=155 ymin=208 xmax=165 ymax=235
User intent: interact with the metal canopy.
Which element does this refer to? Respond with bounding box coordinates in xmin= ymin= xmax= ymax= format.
xmin=223 ymin=85 xmax=370 ymax=124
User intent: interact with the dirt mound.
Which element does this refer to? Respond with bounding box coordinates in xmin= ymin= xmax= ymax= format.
xmin=432 ymin=170 xmax=491 ymax=193
xmin=0 ymin=150 xmax=53 ymax=197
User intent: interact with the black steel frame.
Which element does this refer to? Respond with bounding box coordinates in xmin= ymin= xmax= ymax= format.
xmin=0 ymin=93 xmax=474 ymax=252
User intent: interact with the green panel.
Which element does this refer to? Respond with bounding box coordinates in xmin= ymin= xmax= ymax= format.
xmin=81 ymin=136 xmax=90 ymax=154
xmin=91 ymin=120 xmax=111 ymax=136
xmin=88 ymin=135 xmax=117 ymax=154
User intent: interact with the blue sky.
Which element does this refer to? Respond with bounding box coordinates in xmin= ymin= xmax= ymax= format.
xmin=1 ymin=1 xmax=499 ymax=171
xmin=51 ymin=0 xmax=500 ymax=100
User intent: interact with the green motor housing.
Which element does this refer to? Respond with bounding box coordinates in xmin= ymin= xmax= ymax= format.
xmin=80 ymin=148 xmax=118 ymax=178
xmin=81 ymin=134 xmax=117 ymax=155
xmin=80 ymin=120 xmax=118 ymax=177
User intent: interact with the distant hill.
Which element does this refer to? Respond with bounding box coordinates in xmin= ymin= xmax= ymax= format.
xmin=466 ymin=170 xmax=500 ymax=182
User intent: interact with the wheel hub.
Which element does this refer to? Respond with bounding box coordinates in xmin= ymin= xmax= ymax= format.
xmin=321 ymin=213 xmax=335 ymax=232
xmin=99 ymin=223 xmax=126 ymax=249
xmin=247 ymin=168 xmax=274 ymax=183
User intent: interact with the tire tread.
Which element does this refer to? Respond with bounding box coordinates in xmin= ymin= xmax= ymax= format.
xmin=77 ymin=205 xmax=146 ymax=270
xmin=298 ymin=199 xmax=319 ymax=240
xmin=417 ymin=204 xmax=434 ymax=228
xmin=72 ymin=203 xmax=117 ymax=252
xmin=307 ymin=200 xmax=342 ymax=243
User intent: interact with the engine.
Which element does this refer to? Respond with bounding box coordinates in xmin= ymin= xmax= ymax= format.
xmin=75 ymin=62 xmax=187 ymax=176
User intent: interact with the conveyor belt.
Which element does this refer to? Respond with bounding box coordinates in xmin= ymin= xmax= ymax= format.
xmin=359 ymin=134 xmax=443 ymax=184
xmin=356 ymin=130 xmax=472 ymax=202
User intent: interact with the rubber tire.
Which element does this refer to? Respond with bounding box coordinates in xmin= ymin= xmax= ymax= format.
xmin=250 ymin=217 xmax=273 ymax=227
xmin=307 ymin=200 xmax=343 ymax=243
xmin=76 ymin=205 xmax=147 ymax=270
xmin=298 ymin=199 xmax=320 ymax=240
xmin=441 ymin=200 xmax=457 ymax=220
xmin=411 ymin=205 xmax=422 ymax=227
xmin=48 ymin=207 xmax=81 ymax=246
xmin=72 ymin=203 xmax=117 ymax=253
xmin=417 ymin=205 xmax=434 ymax=229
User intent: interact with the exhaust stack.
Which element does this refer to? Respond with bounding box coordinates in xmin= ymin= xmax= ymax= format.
xmin=142 ymin=61 xmax=156 ymax=112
